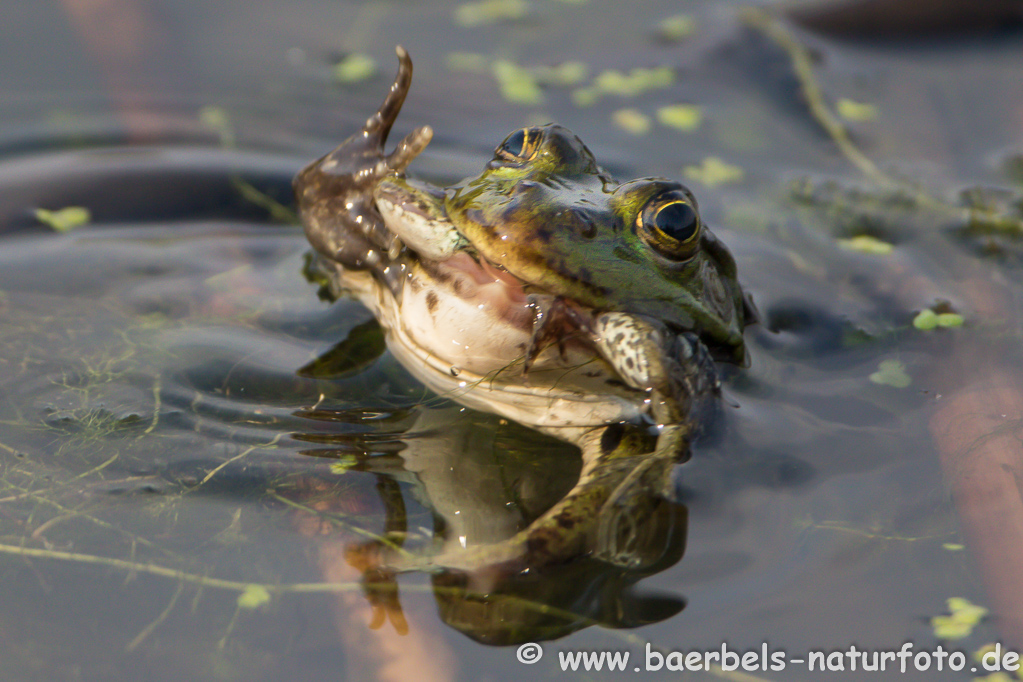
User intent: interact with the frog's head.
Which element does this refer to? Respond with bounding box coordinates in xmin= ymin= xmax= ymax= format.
xmin=446 ymin=125 xmax=753 ymax=364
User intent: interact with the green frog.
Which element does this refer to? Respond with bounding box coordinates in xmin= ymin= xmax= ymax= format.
xmin=294 ymin=47 xmax=754 ymax=569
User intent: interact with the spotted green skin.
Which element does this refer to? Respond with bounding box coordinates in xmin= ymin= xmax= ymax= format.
xmin=445 ymin=125 xmax=750 ymax=362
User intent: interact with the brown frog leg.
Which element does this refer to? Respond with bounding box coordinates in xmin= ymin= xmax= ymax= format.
xmin=295 ymin=46 xmax=433 ymax=271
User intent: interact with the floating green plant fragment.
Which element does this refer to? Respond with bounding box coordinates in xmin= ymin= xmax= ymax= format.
xmin=237 ymin=584 xmax=271 ymax=610
xmin=931 ymin=597 xmax=987 ymax=640
xmin=974 ymin=643 xmax=998 ymax=662
xmin=612 ymin=108 xmax=651 ymax=135
xmin=454 ymin=0 xmax=528 ymax=27
xmin=594 ymin=70 xmax=633 ymax=96
xmin=448 ymin=55 xmax=586 ymax=88
xmin=838 ymin=235 xmax=894 ymax=255
xmin=491 ymin=60 xmax=543 ymax=105
xmin=972 ymin=673 xmax=1014 ymax=682
xmin=330 ymin=455 xmax=359 ymax=474
xmin=446 ymin=52 xmax=490 ymax=73
xmin=869 ymin=359 xmax=911 ymax=388
xmin=913 ymin=309 xmax=938 ymax=330
xmin=684 ymin=157 xmax=744 ymax=187
xmin=657 ymin=104 xmax=702 ymax=131
xmin=199 ymin=105 xmax=235 ymax=147
xmin=658 ymin=14 xmax=696 ymax=41
xmin=333 ymin=53 xmax=377 ymax=83
xmin=593 ymin=66 xmax=674 ymax=98
xmin=34 ymin=206 xmax=91 ymax=232
xmin=914 ymin=309 xmax=964 ymax=330
xmin=942 ymin=543 xmax=965 ymax=551
xmin=936 ymin=313 xmax=964 ymax=327
xmin=571 ymin=86 xmax=600 ymax=107
xmin=532 ymin=61 xmax=588 ymax=86
xmin=837 ymin=98 xmax=878 ymax=122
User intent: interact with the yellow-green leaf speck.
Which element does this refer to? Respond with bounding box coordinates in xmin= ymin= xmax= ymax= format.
xmin=936 ymin=312 xmax=964 ymax=328
xmin=491 ymin=60 xmax=543 ymax=105
xmin=914 ymin=309 xmax=964 ymax=330
xmin=446 ymin=52 xmax=490 ymax=73
xmin=454 ymin=0 xmax=528 ymax=27
xmin=330 ymin=455 xmax=359 ymax=474
xmin=35 ymin=207 xmax=91 ymax=232
xmin=612 ymin=108 xmax=651 ymax=135
xmin=198 ymin=106 xmax=235 ymax=147
xmin=237 ymin=584 xmax=271 ymax=610
xmin=837 ymin=98 xmax=878 ymax=122
xmin=970 ymin=673 xmax=1013 ymax=682
xmin=594 ymin=66 xmax=674 ymax=97
xmin=684 ymin=157 xmax=744 ymax=187
xmin=913 ymin=309 xmax=939 ymax=330
xmin=571 ymin=86 xmax=600 ymax=107
xmin=931 ymin=597 xmax=987 ymax=640
xmin=838 ymin=235 xmax=894 ymax=255
xmin=657 ymin=104 xmax=702 ymax=132
xmin=532 ymin=61 xmax=588 ymax=87
xmin=869 ymin=359 xmax=910 ymax=389
xmin=658 ymin=14 xmax=696 ymax=42
xmin=333 ymin=53 xmax=377 ymax=84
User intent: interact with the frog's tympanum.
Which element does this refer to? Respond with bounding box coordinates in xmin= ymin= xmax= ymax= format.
xmin=294 ymin=48 xmax=753 ymax=579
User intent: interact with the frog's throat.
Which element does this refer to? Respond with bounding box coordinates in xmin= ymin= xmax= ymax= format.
xmin=323 ymin=253 xmax=644 ymax=431
xmin=328 ymin=241 xmax=711 ymax=437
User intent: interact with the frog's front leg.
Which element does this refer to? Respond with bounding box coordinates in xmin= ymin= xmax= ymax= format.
xmin=295 ymin=46 xmax=433 ymax=270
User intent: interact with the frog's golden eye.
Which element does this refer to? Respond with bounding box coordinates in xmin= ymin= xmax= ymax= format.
xmin=496 ymin=128 xmax=540 ymax=162
xmin=637 ymin=196 xmax=701 ymax=260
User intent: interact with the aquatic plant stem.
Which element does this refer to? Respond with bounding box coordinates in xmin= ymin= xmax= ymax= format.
xmin=141 ymin=374 xmax=161 ymax=437
xmin=0 ymin=541 xmax=773 ymax=680
xmin=739 ymin=8 xmax=886 ymax=185
xmin=194 ymin=433 xmax=283 ymax=489
xmin=0 ymin=540 xmax=364 ymax=594
xmin=740 ymin=7 xmax=1023 ymax=234
xmin=126 ymin=579 xmax=184 ymax=651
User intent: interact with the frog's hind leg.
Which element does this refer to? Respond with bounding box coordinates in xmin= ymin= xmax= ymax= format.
xmin=295 ymin=47 xmax=432 ymax=271
xmin=363 ymin=45 xmax=414 ymax=145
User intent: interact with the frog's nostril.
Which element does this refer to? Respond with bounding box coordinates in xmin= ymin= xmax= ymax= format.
xmin=572 ymin=208 xmax=598 ymax=239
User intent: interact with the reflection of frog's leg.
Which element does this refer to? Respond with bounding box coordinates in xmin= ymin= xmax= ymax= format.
xmin=400 ymin=420 xmax=689 ymax=572
xmin=594 ymin=424 xmax=688 ymax=566
xmin=521 ymin=422 xmax=689 ymax=569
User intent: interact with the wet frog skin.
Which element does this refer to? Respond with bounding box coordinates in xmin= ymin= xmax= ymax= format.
xmin=295 ymin=47 xmax=754 ymax=569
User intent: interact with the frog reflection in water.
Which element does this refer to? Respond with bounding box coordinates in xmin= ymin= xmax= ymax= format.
xmin=295 ymin=47 xmax=754 ymax=575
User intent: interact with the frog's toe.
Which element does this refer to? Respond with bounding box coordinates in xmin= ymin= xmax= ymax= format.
xmin=383 ymin=125 xmax=432 ymax=175
xmin=362 ymin=46 xmax=414 ymax=147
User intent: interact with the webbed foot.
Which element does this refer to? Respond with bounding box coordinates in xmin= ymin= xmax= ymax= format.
xmin=296 ymin=46 xmax=433 ymax=270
